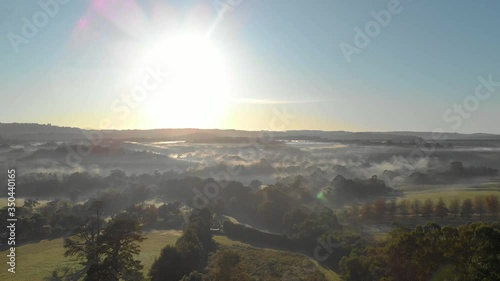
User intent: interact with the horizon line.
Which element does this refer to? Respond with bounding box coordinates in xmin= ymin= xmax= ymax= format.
xmin=1 ymin=122 xmax=500 ymax=136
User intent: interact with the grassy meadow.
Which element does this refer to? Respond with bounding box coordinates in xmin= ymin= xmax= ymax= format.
xmin=213 ymin=235 xmax=341 ymax=281
xmin=0 ymin=230 xmax=182 ymax=281
xmin=0 ymin=231 xmax=340 ymax=281
xmin=397 ymin=181 xmax=500 ymax=205
xmin=3 ymin=182 xmax=498 ymax=280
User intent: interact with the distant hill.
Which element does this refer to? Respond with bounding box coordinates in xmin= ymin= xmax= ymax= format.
xmin=1 ymin=123 xmax=500 ymax=142
xmin=383 ymin=131 xmax=500 ymax=140
xmin=0 ymin=123 xmax=83 ymax=141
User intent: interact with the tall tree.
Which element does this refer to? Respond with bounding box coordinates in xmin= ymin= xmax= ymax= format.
xmin=434 ymin=198 xmax=448 ymax=219
xmin=149 ymin=246 xmax=185 ymax=281
xmin=461 ymin=199 xmax=473 ymax=218
xmin=64 ymin=201 xmax=104 ymax=269
xmin=485 ymin=195 xmax=499 ymax=217
xmin=422 ymin=199 xmax=434 ymax=218
xmin=98 ymin=215 xmax=145 ymax=281
xmin=449 ymin=199 xmax=460 ymax=218
xmin=411 ymin=199 xmax=422 ymax=217
xmin=149 ymin=208 xmax=215 ymax=281
xmin=398 ymin=199 xmax=409 ymax=216
xmin=176 ymin=228 xmax=204 ymax=273
xmin=64 ymin=202 xmax=145 ymax=281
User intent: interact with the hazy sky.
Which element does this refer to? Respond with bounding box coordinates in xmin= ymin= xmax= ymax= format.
xmin=1 ymin=0 xmax=499 ymax=133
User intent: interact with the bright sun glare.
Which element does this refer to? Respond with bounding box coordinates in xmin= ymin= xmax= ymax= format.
xmin=139 ymin=32 xmax=232 ymax=129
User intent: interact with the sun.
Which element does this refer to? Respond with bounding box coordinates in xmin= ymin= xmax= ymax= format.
xmin=138 ymin=32 xmax=232 ymax=129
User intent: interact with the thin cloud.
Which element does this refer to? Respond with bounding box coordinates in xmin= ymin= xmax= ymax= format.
xmin=232 ymin=98 xmax=335 ymax=104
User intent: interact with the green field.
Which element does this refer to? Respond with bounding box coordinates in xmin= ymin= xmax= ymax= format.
xmin=0 ymin=230 xmax=182 ymax=281
xmin=0 ymin=231 xmax=340 ymax=281
xmin=7 ymin=183 xmax=496 ymax=281
xmin=213 ymin=234 xmax=341 ymax=281
xmin=397 ymin=182 xmax=500 ymax=205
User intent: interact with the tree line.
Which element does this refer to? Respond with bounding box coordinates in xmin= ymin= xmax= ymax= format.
xmin=344 ymin=195 xmax=499 ymax=221
xmin=0 ymin=199 xmax=185 ymax=247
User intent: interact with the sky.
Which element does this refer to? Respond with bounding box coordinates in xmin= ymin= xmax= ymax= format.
xmin=0 ymin=0 xmax=499 ymax=133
